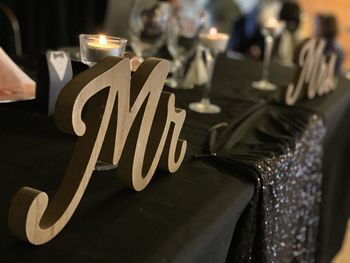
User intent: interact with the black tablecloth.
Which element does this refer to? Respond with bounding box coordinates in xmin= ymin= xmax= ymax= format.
xmin=0 ymin=106 xmax=255 ymax=263
xmin=0 ymin=55 xmax=350 ymax=262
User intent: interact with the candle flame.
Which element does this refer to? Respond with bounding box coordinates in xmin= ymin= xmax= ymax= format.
xmin=99 ymin=35 xmax=107 ymax=46
xmin=265 ymin=17 xmax=279 ymax=28
xmin=209 ymin=27 xmax=217 ymax=35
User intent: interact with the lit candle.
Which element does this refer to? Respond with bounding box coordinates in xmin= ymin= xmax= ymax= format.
xmin=80 ymin=34 xmax=127 ymax=67
xmin=199 ymin=28 xmax=229 ymax=51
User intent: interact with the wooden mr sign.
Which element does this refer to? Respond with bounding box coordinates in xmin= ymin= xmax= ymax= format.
xmin=285 ymin=38 xmax=338 ymax=105
xmin=8 ymin=57 xmax=187 ymax=245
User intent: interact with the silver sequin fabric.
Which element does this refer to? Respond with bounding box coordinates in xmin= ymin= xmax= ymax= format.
xmin=254 ymin=116 xmax=325 ymax=262
xmin=215 ymin=107 xmax=326 ymax=262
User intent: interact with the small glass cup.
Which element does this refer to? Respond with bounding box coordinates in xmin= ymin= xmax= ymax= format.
xmin=79 ymin=34 xmax=127 ymax=67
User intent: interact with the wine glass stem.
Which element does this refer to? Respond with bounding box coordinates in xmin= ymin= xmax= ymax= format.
xmin=262 ymin=36 xmax=274 ymax=81
xmin=202 ymin=49 xmax=215 ymax=102
xmin=174 ymin=58 xmax=184 ymax=81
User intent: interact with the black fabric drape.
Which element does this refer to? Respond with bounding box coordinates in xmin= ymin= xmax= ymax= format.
xmin=215 ymin=106 xmax=325 ymax=262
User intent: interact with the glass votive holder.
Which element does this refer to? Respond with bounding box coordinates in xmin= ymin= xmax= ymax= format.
xmin=79 ymin=34 xmax=127 ymax=67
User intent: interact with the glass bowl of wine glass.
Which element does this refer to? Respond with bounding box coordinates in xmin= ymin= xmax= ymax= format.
xmin=129 ymin=0 xmax=171 ymax=62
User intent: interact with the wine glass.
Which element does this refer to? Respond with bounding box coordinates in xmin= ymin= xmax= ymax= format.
xmin=166 ymin=10 xmax=207 ymax=89
xmin=129 ymin=0 xmax=171 ymax=62
xmin=189 ymin=28 xmax=229 ymax=114
xmin=251 ymin=17 xmax=285 ymax=91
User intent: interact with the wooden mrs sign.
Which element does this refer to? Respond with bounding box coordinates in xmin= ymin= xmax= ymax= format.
xmin=8 ymin=57 xmax=187 ymax=245
xmin=285 ymin=38 xmax=338 ymax=105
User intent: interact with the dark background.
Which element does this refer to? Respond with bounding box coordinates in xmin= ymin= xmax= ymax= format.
xmin=0 ymin=0 xmax=107 ymax=58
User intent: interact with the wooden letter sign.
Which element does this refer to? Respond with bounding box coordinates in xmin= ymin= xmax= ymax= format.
xmin=8 ymin=57 xmax=187 ymax=245
xmin=285 ymin=38 xmax=338 ymax=105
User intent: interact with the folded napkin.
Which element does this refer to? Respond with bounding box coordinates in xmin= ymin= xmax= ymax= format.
xmin=183 ymin=46 xmax=208 ymax=88
xmin=0 ymin=48 xmax=36 ymax=102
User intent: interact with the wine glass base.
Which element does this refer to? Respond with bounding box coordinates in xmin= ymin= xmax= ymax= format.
xmin=94 ymin=161 xmax=118 ymax=171
xmin=189 ymin=99 xmax=221 ymax=114
xmin=81 ymin=58 xmax=97 ymax=68
xmin=251 ymin=79 xmax=277 ymax=91
xmin=166 ymin=77 xmax=194 ymax=89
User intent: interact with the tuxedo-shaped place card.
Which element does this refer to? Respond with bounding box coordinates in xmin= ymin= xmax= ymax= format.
xmin=46 ymin=51 xmax=73 ymax=115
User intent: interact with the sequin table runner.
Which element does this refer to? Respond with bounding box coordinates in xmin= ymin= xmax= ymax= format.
xmin=213 ymin=106 xmax=326 ymax=262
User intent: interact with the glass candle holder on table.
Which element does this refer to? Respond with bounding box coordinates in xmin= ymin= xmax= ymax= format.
xmin=189 ymin=28 xmax=228 ymax=114
xmin=251 ymin=18 xmax=284 ymax=91
xmin=79 ymin=34 xmax=127 ymax=171
xmin=79 ymin=34 xmax=127 ymax=67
